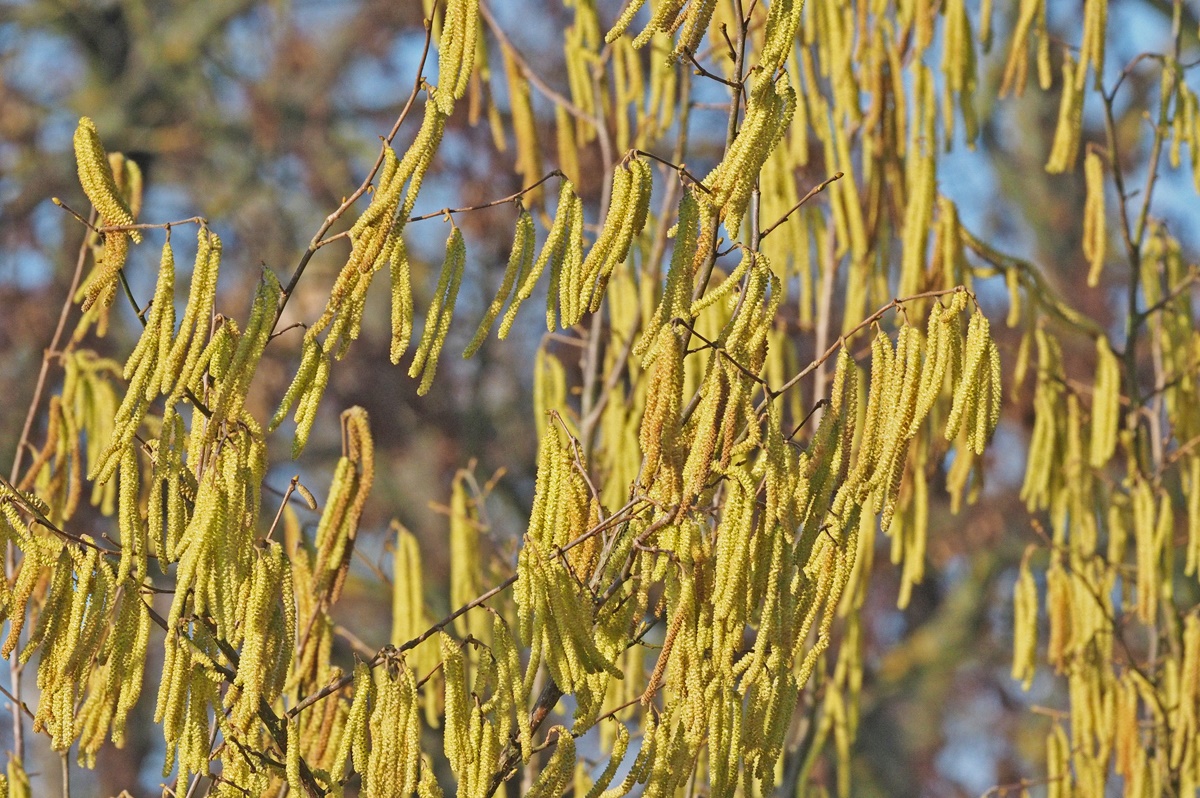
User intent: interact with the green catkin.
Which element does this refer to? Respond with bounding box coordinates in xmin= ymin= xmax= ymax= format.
xmin=409 ymin=224 xmax=466 ymax=395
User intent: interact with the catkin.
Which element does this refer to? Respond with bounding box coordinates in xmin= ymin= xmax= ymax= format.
xmin=525 ymin=728 xmax=576 ymax=798
xmin=1012 ymin=547 xmax=1039 ymax=689
xmin=1082 ymin=151 xmax=1107 ymax=286
xmin=500 ymin=180 xmax=579 ymax=338
xmin=409 ymin=225 xmax=467 ymax=394
xmin=583 ymin=155 xmax=652 ymax=314
xmin=1046 ymin=53 xmax=1084 ymax=174
xmin=436 ymin=0 xmax=479 ymax=114
xmin=1089 ymin=336 xmax=1120 ymax=468
xmin=73 ymin=118 xmax=140 ymax=241
xmin=464 ymin=208 xmax=534 ymax=357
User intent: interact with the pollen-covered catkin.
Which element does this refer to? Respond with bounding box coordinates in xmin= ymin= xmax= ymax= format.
xmin=435 ymin=0 xmax=479 ymax=114
xmin=409 ymin=225 xmax=466 ymax=394
xmin=73 ymin=118 xmax=140 ymax=242
xmin=500 ymin=180 xmax=578 ymax=338
xmin=945 ymin=310 xmax=989 ymax=443
xmin=525 ymin=727 xmax=576 ymax=798
xmin=465 ymin=208 xmax=534 ymax=357
xmin=582 ymin=155 xmax=652 ymax=313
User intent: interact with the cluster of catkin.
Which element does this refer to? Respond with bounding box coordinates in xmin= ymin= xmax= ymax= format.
xmin=1006 ymin=208 xmax=1200 ymax=795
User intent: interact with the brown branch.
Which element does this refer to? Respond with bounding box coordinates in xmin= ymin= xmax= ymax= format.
xmin=272 ymin=4 xmax=437 ymax=336
xmin=403 ymin=170 xmax=563 ymax=223
xmin=10 ymin=209 xmax=94 ymax=485
xmin=758 ymin=171 xmax=844 ymax=241
xmin=680 ymin=47 xmax=740 ymax=88
xmin=633 ymin=149 xmax=712 ymax=194
xmin=759 ymin=286 xmax=973 ymax=413
xmin=98 ymin=216 xmax=207 ymax=233
xmin=50 ymin=198 xmax=100 ymax=232
xmin=673 ymin=317 xmax=771 ymax=390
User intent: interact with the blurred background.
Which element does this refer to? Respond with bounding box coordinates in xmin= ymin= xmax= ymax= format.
xmin=1 ymin=0 xmax=1198 ymax=795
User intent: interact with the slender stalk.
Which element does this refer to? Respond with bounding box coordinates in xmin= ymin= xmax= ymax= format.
xmin=272 ymin=6 xmax=437 ymax=335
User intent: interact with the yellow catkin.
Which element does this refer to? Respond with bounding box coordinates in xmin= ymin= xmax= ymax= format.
xmin=582 ymin=156 xmax=652 ymax=314
xmin=1089 ymin=336 xmax=1120 ymax=468
xmin=1046 ymin=53 xmax=1084 ymax=174
xmin=1076 ymin=0 xmax=1107 ymax=90
xmin=605 ymin=0 xmax=649 ymax=42
xmin=555 ymin=190 xmax=586 ymax=329
xmin=435 ymin=0 xmax=479 ymax=114
xmin=465 ymin=208 xmax=534 ymax=357
xmin=1082 ymin=151 xmax=1107 ymax=285
xmin=441 ymin=633 xmax=469 ymax=775
xmin=73 ymin=117 xmax=140 ymax=242
xmin=1187 ymin=456 xmax=1200 ymax=578
xmin=525 ymin=728 xmax=576 ymax=798
xmin=502 ymin=47 xmax=543 ymax=203
xmin=1012 ymin=546 xmax=1039 ymax=689
xmin=448 ymin=472 xmax=480 ymax=638
xmin=998 ymin=0 xmax=1044 ymax=98
xmin=500 ymin=180 xmax=578 ymax=338
xmin=390 ymin=234 xmax=415 ymax=363
xmin=409 ymin=225 xmax=466 ymax=395
xmin=166 ymin=227 xmax=221 ymax=400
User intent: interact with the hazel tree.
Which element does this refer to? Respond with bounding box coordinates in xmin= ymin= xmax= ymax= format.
xmin=1 ymin=0 xmax=1198 ymax=796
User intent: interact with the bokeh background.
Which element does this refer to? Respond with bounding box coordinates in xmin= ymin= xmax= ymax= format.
xmin=1 ymin=1 xmax=1198 ymax=795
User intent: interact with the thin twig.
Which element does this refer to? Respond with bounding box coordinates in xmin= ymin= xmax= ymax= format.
xmin=478 ymin=0 xmax=591 ymax=125
xmin=403 ymin=170 xmax=563 ymax=223
xmin=99 ymin=216 xmax=207 ymax=233
xmin=272 ymin=5 xmax=438 ymax=335
xmin=633 ymin=149 xmax=712 ymax=194
xmin=758 ymin=171 xmax=844 ymax=240
xmin=759 ymin=287 xmax=972 ymax=413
